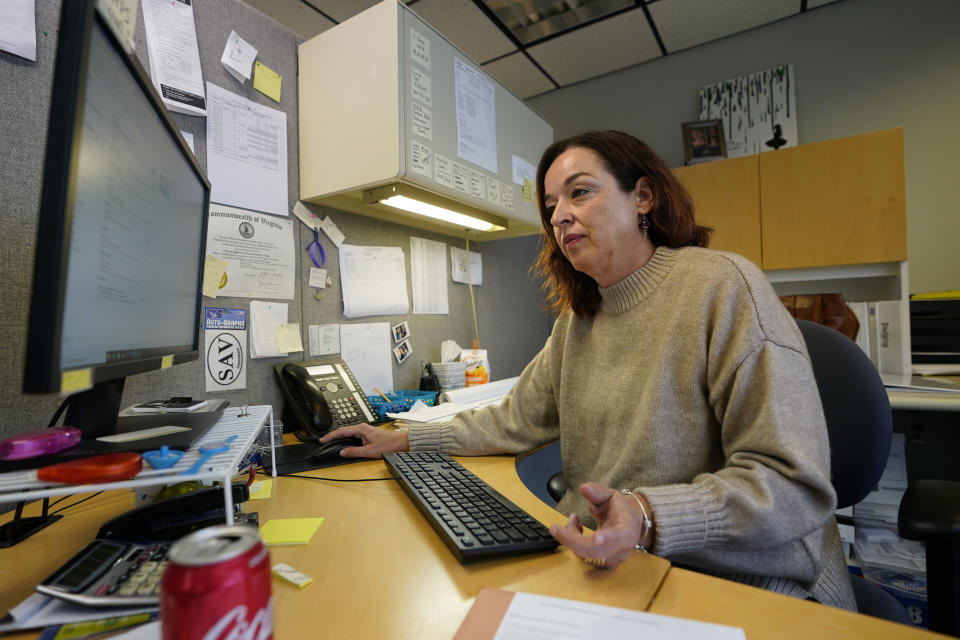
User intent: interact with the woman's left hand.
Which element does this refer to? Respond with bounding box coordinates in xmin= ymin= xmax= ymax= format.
xmin=549 ymin=482 xmax=649 ymax=570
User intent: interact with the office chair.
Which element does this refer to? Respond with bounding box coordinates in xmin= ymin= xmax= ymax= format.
xmin=899 ymin=479 xmax=960 ymax=635
xmin=517 ymin=320 xmax=914 ymax=624
xmin=794 ymin=319 xmax=912 ymax=625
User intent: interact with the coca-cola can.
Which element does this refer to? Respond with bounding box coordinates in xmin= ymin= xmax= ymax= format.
xmin=161 ymin=524 xmax=273 ymax=640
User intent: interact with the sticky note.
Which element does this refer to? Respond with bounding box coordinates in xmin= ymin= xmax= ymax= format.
xmin=253 ymin=61 xmax=282 ymax=102
xmin=61 ymin=368 xmax=92 ymax=393
xmin=161 ymin=355 xmax=174 ymax=369
xmin=260 ymin=517 xmax=324 ymax=545
xmin=249 ymin=478 xmax=273 ymax=500
xmin=275 ymin=323 xmax=304 ymax=353
xmin=202 ymin=255 xmax=228 ymax=298
xmin=272 ymin=562 xmax=313 ymax=588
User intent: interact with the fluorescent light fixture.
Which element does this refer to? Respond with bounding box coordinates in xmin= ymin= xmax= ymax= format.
xmin=379 ymin=195 xmax=497 ymax=231
xmin=363 ymin=183 xmax=508 ymax=233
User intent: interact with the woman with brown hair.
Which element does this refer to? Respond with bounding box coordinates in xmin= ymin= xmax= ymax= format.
xmin=321 ymin=130 xmax=855 ymax=611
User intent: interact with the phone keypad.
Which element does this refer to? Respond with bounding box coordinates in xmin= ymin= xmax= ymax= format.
xmin=330 ymin=397 xmax=360 ymax=425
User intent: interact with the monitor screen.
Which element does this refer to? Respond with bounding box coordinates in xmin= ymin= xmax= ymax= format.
xmin=22 ymin=1 xmax=213 ymax=447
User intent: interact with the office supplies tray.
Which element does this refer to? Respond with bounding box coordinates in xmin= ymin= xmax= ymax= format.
xmin=0 ymin=405 xmax=277 ymax=525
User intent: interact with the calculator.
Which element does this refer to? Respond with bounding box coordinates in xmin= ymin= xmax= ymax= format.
xmin=36 ymin=539 xmax=170 ymax=607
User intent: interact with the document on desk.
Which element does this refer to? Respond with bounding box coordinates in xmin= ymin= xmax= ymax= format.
xmin=340 ymin=322 xmax=393 ymax=394
xmin=205 ymin=204 xmax=295 ymax=299
xmin=339 ymin=245 xmax=410 ymax=318
xmin=205 ymin=82 xmax=288 ymax=216
xmin=410 ymin=237 xmax=448 ymax=314
xmin=455 ymin=589 xmax=745 ymax=640
xmin=141 ymin=0 xmax=206 ymax=116
xmin=0 ymin=592 xmax=155 ymax=634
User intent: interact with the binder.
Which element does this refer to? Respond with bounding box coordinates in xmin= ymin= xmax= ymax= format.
xmin=868 ymin=300 xmax=911 ymax=376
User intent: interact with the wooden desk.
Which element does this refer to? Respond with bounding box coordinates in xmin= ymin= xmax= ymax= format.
xmin=647 ymin=567 xmax=950 ymax=639
xmin=0 ymin=453 xmax=950 ymax=639
xmin=0 ymin=455 xmax=669 ymax=639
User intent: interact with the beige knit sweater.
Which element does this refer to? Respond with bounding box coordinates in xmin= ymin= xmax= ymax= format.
xmin=409 ymin=246 xmax=856 ymax=611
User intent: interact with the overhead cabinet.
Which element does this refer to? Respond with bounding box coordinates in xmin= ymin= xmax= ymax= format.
xmin=297 ymin=0 xmax=553 ymax=240
xmin=673 ymin=128 xmax=907 ymax=270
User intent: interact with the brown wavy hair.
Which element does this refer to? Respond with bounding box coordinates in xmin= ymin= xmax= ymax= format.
xmin=533 ymin=130 xmax=712 ymax=317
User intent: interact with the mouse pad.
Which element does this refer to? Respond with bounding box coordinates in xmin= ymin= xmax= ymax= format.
xmin=262 ymin=442 xmax=366 ymax=475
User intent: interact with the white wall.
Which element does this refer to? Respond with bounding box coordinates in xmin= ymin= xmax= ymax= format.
xmin=529 ymin=0 xmax=960 ymax=294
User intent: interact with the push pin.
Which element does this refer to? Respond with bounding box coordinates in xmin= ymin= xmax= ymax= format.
xmin=238 ymin=405 xmax=251 ymax=417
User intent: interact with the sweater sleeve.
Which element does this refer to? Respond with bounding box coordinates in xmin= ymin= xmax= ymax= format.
xmin=638 ymin=261 xmax=836 ymax=579
xmin=407 ymin=334 xmax=561 ymax=456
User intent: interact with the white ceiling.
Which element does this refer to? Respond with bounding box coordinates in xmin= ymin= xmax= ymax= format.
xmin=242 ymin=0 xmax=843 ymax=99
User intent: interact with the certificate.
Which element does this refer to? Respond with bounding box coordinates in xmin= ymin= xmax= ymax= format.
xmin=205 ymin=204 xmax=295 ymax=300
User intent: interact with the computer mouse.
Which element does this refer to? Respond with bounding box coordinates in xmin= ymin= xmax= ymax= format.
xmin=309 ymin=436 xmax=364 ymax=463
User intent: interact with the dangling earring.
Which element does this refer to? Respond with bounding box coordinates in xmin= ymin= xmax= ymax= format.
xmin=639 ymin=213 xmax=650 ymax=231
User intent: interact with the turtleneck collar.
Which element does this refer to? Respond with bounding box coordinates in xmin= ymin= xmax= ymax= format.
xmin=598 ymin=246 xmax=678 ymax=314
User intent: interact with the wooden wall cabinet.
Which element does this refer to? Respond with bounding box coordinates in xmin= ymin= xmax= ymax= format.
xmin=672 ymin=127 xmax=907 ymax=271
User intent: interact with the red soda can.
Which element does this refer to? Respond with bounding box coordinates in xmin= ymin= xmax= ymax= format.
xmin=161 ymin=524 xmax=273 ymax=640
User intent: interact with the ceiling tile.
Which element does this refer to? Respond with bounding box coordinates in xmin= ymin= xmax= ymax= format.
xmin=242 ymin=0 xmax=335 ymax=40
xmin=527 ymin=8 xmax=661 ymax=86
xmin=407 ymin=0 xmax=518 ymax=64
xmin=649 ymin=0 xmax=798 ymax=54
xmin=303 ymin=0 xmax=382 ymax=23
xmin=483 ymin=52 xmax=556 ymax=99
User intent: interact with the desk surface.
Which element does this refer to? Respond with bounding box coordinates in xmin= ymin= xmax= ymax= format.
xmin=0 ymin=453 xmax=948 ymax=639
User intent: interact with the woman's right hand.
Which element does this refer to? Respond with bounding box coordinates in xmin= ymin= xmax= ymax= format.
xmin=317 ymin=424 xmax=409 ymax=459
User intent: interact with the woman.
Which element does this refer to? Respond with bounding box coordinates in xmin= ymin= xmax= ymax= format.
xmin=320 ymin=130 xmax=856 ymax=611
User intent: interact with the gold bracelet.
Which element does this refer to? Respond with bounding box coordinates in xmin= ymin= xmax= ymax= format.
xmin=620 ymin=489 xmax=652 ymax=552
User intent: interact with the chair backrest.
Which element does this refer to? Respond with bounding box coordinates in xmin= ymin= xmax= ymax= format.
xmin=796 ymin=319 xmax=893 ymax=508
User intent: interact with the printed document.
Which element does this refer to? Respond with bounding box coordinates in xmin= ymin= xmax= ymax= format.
xmin=410 ymin=237 xmax=448 ymax=314
xmin=205 ymin=204 xmax=295 ymax=300
xmin=141 ymin=0 xmax=206 ymax=116
xmin=221 ymin=30 xmax=257 ymax=83
xmin=0 ymin=0 xmax=36 ymax=61
xmin=451 ymin=247 xmax=482 ymax=285
xmin=340 ymin=323 xmax=393 ymax=394
xmin=339 ymin=245 xmax=410 ymax=318
xmin=206 ymin=82 xmax=289 ymax=216
xmin=249 ymin=301 xmax=287 ymax=358
xmin=454 ymin=58 xmax=497 ymax=175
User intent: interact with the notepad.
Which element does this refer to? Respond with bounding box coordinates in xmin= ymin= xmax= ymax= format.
xmin=259 ymin=517 xmax=324 ymax=545
xmin=248 ymin=479 xmax=273 ymax=500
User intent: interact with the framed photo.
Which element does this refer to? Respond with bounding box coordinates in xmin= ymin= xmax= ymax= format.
xmin=681 ymin=120 xmax=727 ymax=165
xmin=391 ymin=321 xmax=410 ymax=344
xmin=393 ymin=339 xmax=412 ymax=364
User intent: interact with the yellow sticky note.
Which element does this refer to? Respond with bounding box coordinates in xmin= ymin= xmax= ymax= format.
xmin=253 ymin=61 xmax=282 ymax=102
xmin=260 ymin=517 xmax=324 ymax=545
xmin=161 ymin=355 xmax=174 ymax=369
xmin=275 ymin=323 xmax=303 ymax=353
xmin=202 ymin=255 xmax=228 ymax=298
xmin=61 ymin=369 xmax=92 ymax=393
xmin=522 ymin=178 xmax=535 ymax=202
xmin=249 ymin=478 xmax=273 ymax=500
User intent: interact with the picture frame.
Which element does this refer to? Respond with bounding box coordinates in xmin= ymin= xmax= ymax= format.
xmin=681 ymin=120 xmax=727 ymax=165
xmin=393 ymin=339 xmax=412 ymax=364
xmin=391 ymin=321 xmax=410 ymax=344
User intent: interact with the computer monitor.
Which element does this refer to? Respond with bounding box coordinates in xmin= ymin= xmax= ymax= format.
xmin=21 ymin=0 xmax=214 ymax=452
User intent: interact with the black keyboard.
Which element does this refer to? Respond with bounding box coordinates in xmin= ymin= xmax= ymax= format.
xmin=384 ymin=452 xmax=558 ymax=562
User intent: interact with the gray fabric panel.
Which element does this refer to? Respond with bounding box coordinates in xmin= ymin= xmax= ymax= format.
xmin=0 ymin=0 xmax=551 ymax=438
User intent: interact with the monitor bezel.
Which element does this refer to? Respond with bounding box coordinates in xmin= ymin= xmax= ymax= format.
xmin=23 ymin=0 xmax=211 ymax=395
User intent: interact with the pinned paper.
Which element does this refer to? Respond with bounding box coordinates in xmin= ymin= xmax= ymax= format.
xmin=249 ymin=478 xmax=273 ymax=500
xmin=260 ymin=517 xmax=324 ymax=545
xmin=275 ymin=323 xmax=304 ymax=353
xmin=221 ymin=30 xmax=257 ymax=83
xmin=202 ymin=255 xmax=228 ymax=298
xmin=292 ymin=200 xmax=322 ymax=231
xmin=253 ymin=61 xmax=282 ymax=102
xmin=309 ymin=267 xmax=328 ymax=289
xmin=522 ymin=178 xmax=535 ymax=202
xmin=319 ymin=216 xmax=345 ymax=248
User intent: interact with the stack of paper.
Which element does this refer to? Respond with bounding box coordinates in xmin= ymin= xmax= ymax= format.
xmin=438 ymin=376 xmax=518 ymax=407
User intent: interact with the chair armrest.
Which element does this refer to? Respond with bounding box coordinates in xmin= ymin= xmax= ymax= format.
xmin=898 ymin=479 xmax=960 ymax=541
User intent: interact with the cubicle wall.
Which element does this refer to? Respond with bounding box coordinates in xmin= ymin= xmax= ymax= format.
xmin=0 ymin=0 xmax=552 ymax=438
